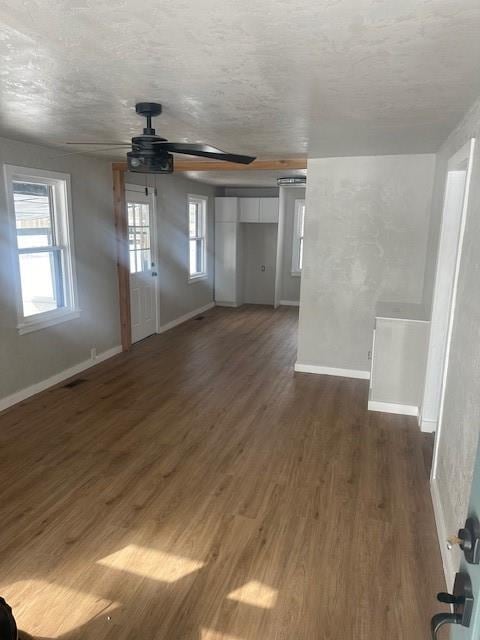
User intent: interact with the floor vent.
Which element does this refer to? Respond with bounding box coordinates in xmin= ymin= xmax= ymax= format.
xmin=63 ymin=378 xmax=87 ymax=389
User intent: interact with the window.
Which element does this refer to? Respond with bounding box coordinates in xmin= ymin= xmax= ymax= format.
xmin=5 ymin=166 xmax=78 ymax=334
xmin=128 ymin=201 xmax=151 ymax=274
xmin=291 ymin=199 xmax=306 ymax=275
xmin=188 ymin=195 xmax=207 ymax=280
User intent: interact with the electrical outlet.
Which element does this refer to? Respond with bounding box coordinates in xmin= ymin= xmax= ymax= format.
xmin=368 ymin=350 xmax=372 ymax=360
xmin=90 ymin=348 xmax=97 ymax=361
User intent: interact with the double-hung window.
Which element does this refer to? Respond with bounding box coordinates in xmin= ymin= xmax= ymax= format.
xmin=291 ymin=199 xmax=306 ymax=275
xmin=188 ymin=195 xmax=207 ymax=280
xmin=5 ymin=166 xmax=78 ymax=334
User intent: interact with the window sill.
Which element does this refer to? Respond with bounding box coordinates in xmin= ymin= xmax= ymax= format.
xmin=188 ymin=274 xmax=208 ymax=284
xmin=18 ymin=309 xmax=81 ymax=335
xmin=291 ymin=271 xmax=302 ymax=278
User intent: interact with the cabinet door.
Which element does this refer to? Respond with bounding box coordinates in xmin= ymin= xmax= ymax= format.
xmin=214 ymin=222 xmax=237 ymax=304
xmin=239 ymin=198 xmax=260 ymax=223
xmin=215 ymin=197 xmax=238 ymax=223
xmin=259 ymin=198 xmax=279 ymax=223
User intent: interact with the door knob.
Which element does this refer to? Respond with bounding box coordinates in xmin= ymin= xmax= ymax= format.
xmin=448 ymin=516 xmax=480 ymax=564
xmin=431 ymin=612 xmax=462 ymax=638
xmin=431 ymin=572 xmax=474 ymax=639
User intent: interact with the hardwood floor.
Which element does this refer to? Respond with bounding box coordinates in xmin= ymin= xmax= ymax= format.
xmin=0 ymin=305 xmax=446 ymax=640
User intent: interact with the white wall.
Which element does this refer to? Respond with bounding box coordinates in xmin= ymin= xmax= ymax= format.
xmin=297 ymin=154 xmax=436 ymax=374
xmin=0 ymin=136 xmax=121 ymax=402
xmin=426 ymin=96 xmax=480 ymax=571
xmin=125 ymin=172 xmax=216 ymax=327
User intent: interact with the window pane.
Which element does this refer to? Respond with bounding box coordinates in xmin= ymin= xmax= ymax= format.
xmin=138 ymin=227 xmax=150 ymax=250
xmin=299 ymin=206 xmax=305 ymax=237
xmin=13 ymin=181 xmax=53 ymax=249
xmin=196 ymin=239 xmax=203 ymax=273
xmin=138 ymin=204 xmax=149 ymax=226
xmin=129 ymin=231 xmax=135 ymax=251
xmin=127 ymin=204 xmax=135 ymax=226
xmin=189 ymin=203 xmax=198 ymax=238
xmin=141 ymin=249 xmax=151 ymax=271
xmin=129 ymin=250 xmax=136 ymax=274
xmin=189 ymin=239 xmax=197 ymax=275
xmin=19 ymin=250 xmax=63 ymax=317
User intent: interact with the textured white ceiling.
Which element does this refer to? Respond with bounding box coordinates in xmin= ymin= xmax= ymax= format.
xmin=185 ymin=169 xmax=307 ymax=187
xmin=1 ymin=0 xmax=480 ymax=160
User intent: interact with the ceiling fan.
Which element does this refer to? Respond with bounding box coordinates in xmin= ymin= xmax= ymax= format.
xmin=66 ymin=102 xmax=256 ymax=173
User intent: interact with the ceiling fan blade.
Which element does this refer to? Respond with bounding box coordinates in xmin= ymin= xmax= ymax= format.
xmin=152 ymin=142 xmax=256 ymax=165
xmin=65 ymin=142 xmax=131 ymax=146
xmin=50 ymin=146 xmax=132 ymax=159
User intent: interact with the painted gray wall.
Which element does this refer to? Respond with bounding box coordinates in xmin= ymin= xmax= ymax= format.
xmin=426 ymin=96 xmax=480 ymax=549
xmin=0 ymin=136 xmax=120 ymax=400
xmin=281 ymin=187 xmax=305 ymax=303
xmin=242 ymin=223 xmax=277 ymax=305
xmin=297 ymin=154 xmax=436 ymax=372
xmin=125 ymin=172 xmax=216 ymax=326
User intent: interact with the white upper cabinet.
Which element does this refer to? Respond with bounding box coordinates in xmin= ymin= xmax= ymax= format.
xmin=239 ymin=198 xmax=260 ymax=223
xmin=239 ymin=198 xmax=279 ymax=223
xmin=215 ymin=197 xmax=239 ymax=222
xmin=259 ymin=198 xmax=279 ymax=223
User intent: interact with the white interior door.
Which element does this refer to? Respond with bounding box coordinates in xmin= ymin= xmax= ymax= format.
xmin=126 ymin=186 xmax=157 ymax=343
xmin=421 ymin=140 xmax=475 ymax=433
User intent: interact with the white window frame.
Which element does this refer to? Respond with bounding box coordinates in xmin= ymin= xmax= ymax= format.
xmin=291 ymin=198 xmax=305 ymax=276
xmin=4 ymin=165 xmax=79 ymax=334
xmin=187 ymin=194 xmax=208 ymax=282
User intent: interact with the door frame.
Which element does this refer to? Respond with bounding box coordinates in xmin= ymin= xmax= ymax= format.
xmin=125 ymin=183 xmax=160 ymax=341
xmin=274 ymin=184 xmax=306 ymax=308
xmin=423 ymin=139 xmax=475 ymax=483
xmin=427 ymin=139 xmax=475 ymax=590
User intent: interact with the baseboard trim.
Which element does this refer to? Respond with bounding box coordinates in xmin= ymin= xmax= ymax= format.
xmin=215 ymin=301 xmax=241 ymax=308
xmin=279 ymin=300 xmax=300 ymax=307
xmin=158 ymin=302 xmax=215 ymax=334
xmin=420 ymin=417 xmax=437 ymax=433
xmin=430 ymin=478 xmax=457 ymax=590
xmin=0 ymin=345 xmax=122 ymax=413
xmin=294 ymin=362 xmax=370 ymax=380
xmin=368 ymin=401 xmax=418 ymax=417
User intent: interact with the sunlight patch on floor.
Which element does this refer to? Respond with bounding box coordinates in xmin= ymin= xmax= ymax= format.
xmin=98 ymin=543 xmax=204 ymax=583
xmin=227 ymin=580 xmax=278 ymax=609
xmin=2 ymin=580 xmax=116 ymax=637
xmin=200 ymin=629 xmax=244 ymax=640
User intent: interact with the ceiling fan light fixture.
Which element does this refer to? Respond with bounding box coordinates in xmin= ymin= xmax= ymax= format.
xmin=127 ymin=150 xmax=174 ymax=174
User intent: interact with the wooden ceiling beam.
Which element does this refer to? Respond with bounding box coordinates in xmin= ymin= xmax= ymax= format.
xmin=112 ymin=158 xmax=307 ymax=173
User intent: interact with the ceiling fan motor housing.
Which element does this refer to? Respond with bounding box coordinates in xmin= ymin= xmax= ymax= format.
xmin=127 ymin=149 xmax=174 ymax=174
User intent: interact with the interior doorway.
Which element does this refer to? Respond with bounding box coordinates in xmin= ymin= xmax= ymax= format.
xmin=126 ymin=184 xmax=158 ymax=343
xmin=421 ymin=139 xmax=475 ymax=437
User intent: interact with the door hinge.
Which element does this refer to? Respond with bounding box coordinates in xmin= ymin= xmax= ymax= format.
xmin=145 ymin=187 xmax=148 ymax=196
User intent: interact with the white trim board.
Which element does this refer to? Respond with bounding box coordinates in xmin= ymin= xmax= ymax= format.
xmin=279 ymin=300 xmax=299 ymax=307
xmin=215 ymin=301 xmax=241 ymax=308
xmin=294 ymin=363 xmax=370 ymax=380
xmin=0 ymin=345 xmax=122 ymax=413
xmin=420 ymin=417 xmax=437 ymax=433
xmin=430 ymin=478 xmax=457 ymax=591
xmin=368 ymin=401 xmax=418 ymax=417
xmin=157 ymin=302 xmax=215 ymax=334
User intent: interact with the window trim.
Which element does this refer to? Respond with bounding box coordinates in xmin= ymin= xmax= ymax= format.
xmin=291 ymin=198 xmax=305 ymax=276
xmin=4 ymin=165 xmax=80 ymax=334
xmin=187 ymin=194 xmax=208 ymax=283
